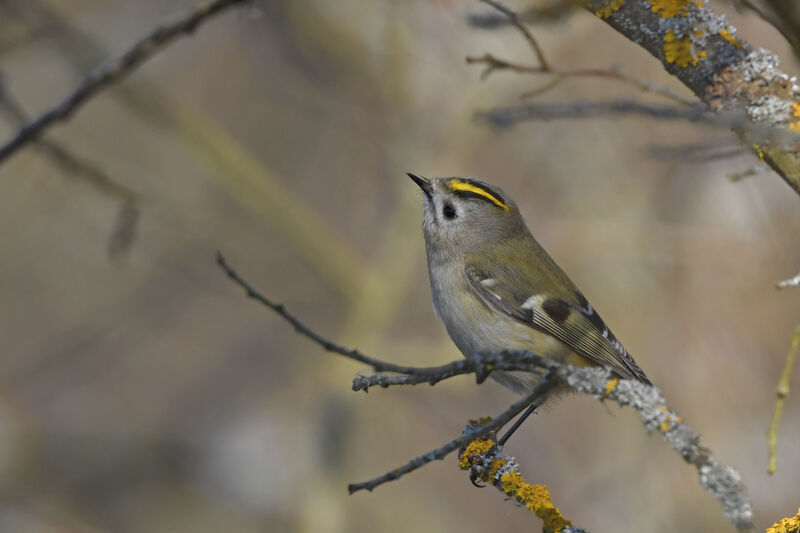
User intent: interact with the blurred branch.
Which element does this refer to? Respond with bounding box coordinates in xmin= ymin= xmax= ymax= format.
xmin=776 ymin=271 xmax=800 ymax=289
xmin=476 ymin=99 xmax=715 ymax=128
xmin=5 ymin=0 xmax=363 ymax=296
xmin=766 ymin=325 xmax=800 ymax=475
xmin=219 ymin=253 xmax=754 ymax=530
xmin=477 ymin=0 xmax=550 ymax=70
xmin=0 ymin=0 xmax=249 ymax=164
xmin=0 ymin=73 xmax=139 ymax=257
xmin=727 ymin=162 xmax=770 ymax=182
xmin=647 ymin=141 xmax=747 ymax=162
xmin=467 ymin=0 xmax=579 ymax=27
xmin=459 ymin=424 xmax=582 ymax=533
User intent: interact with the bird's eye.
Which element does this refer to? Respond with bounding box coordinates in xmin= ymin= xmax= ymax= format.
xmin=443 ymin=203 xmax=456 ymax=220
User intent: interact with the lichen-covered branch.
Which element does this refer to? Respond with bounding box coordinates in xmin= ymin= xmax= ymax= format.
xmin=459 ymin=424 xmax=584 ymax=533
xmin=766 ymin=325 xmax=800 ymax=475
xmin=0 ymin=0 xmax=248 ymax=164
xmin=580 ymin=0 xmax=800 ymax=195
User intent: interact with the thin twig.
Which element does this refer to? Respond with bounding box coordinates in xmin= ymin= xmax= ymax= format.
xmin=347 ymin=373 xmax=559 ymax=493
xmin=478 ymin=0 xmax=550 ymax=71
xmin=218 ymin=251 xmax=557 ymax=381
xmin=468 ymin=2 xmax=694 ymax=106
xmin=0 ymin=0 xmax=248 ymax=164
xmin=766 ymin=325 xmax=800 ymax=475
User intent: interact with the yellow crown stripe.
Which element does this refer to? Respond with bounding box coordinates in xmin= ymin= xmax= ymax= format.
xmin=449 ymin=180 xmax=509 ymax=211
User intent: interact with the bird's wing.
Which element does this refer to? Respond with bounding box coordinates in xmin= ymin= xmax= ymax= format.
xmin=465 ymin=265 xmax=650 ymax=384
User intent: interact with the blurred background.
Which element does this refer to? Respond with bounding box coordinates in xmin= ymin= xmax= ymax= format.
xmin=0 ymin=0 xmax=799 ymax=531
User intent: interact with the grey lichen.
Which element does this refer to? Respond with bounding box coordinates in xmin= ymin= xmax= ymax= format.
xmin=560 ymin=365 xmax=754 ymax=530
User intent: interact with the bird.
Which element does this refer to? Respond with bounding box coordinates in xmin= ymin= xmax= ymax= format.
xmin=408 ymin=173 xmax=650 ymax=419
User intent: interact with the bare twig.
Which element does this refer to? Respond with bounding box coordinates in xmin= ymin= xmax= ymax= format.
xmin=468 ymin=2 xmax=694 ymax=105
xmin=478 ymin=0 xmax=550 ymax=71
xmin=766 ymin=325 xmax=800 ymax=475
xmin=348 ymin=373 xmax=559 ymax=494
xmin=218 ymin=251 xmax=558 ymax=381
xmin=776 ymin=271 xmax=800 ymax=289
xmin=0 ymin=0 xmax=248 ymax=165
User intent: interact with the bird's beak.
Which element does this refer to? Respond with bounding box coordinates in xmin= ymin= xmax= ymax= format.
xmin=406 ymin=172 xmax=432 ymax=199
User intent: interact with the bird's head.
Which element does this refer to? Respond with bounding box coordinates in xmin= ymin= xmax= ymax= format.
xmin=407 ymin=173 xmax=526 ymax=261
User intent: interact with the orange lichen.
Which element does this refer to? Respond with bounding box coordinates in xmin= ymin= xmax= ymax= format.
xmin=650 ymin=0 xmax=693 ymax=18
xmin=594 ymin=0 xmax=625 ymax=18
xmin=500 ymin=472 xmax=572 ymax=532
xmin=767 ymin=507 xmax=800 ymax=533
xmin=660 ymin=421 xmax=670 ymax=432
xmin=458 ymin=439 xmax=494 ymax=470
xmin=604 ymin=378 xmax=619 ymax=394
xmin=720 ymin=29 xmax=742 ymax=49
xmin=790 ymin=102 xmax=800 ymax=133
xmin=664 ymin=30 xmax=704 ymax=68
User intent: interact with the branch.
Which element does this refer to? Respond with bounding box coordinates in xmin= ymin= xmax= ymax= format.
xmin=219 ymin=255 xmax=754 ymax=530
xmin=0 ymin=0 xmax=248 ymax=165
xmin=459 ymin=427 xmax=585 ymax=533
xmin=576 ymin=0 xmax=800 ymax=196
xmin=766 ymin=325 xmax=800 ymax=475
xmin=477 ymin=0 xmax=550 ymax=70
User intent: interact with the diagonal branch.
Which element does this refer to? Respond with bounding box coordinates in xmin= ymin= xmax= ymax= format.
xmin=0 ymin=0 xmax=248 ymax=165
xmin=577 ymin=0 xmax=800 ymax=196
